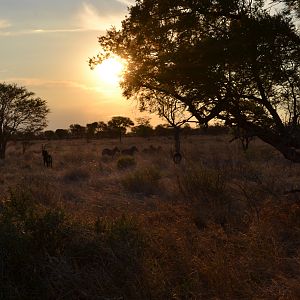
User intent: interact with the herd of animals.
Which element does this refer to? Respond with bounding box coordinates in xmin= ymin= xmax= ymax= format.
xmin=101 ymin=145 xmax=162 ymax=158
xmin=41 ymin=144 xmax=163 ymax=168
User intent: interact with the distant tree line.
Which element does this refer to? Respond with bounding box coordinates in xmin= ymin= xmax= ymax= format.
xmin=37 ymin=118 xmax=229 ymax=141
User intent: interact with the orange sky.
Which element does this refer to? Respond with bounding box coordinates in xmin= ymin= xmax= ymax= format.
xmin=0 ymin=0 xmax=158 ymax=130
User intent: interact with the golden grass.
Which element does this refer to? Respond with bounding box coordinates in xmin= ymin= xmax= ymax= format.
xmin=0 ymin=135 xmax=300 ymax=299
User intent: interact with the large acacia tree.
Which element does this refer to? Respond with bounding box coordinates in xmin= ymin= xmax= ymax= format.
xmin=90 ymin=0 xmax=300 ymax=162
xmin=0 ymin=83 xmax=49 ymax=159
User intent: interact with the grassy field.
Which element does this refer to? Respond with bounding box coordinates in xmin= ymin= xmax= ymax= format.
xmin=0 ymin=135 xmax=300 ymax=299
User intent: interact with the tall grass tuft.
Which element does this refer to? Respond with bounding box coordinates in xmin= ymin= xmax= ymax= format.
xmin=117 ymin=155 xmax=136 ymax=170
xmin=63 ymin=168 xmax=90 ymax=182
xmin=121 ymin=166 xmax=161 ymax=196
xmin=0 ymin=186 xmax=148 ymax=299
xmin=178 ymin=164 xmax=233 ymax=228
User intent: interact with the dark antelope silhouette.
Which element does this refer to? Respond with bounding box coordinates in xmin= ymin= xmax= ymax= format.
xmin=42 ymin=145 xmax=52 ymax=168
xmin=121 ymin=146 xmax=138 ymax=156
xmin=102 ymin=146 xmax=120 ymax=158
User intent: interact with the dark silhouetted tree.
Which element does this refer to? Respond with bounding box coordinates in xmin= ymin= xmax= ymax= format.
xmin=55 ymin=129 xmax=69 ymax=139
xmin=69 ymin=124 xmax=86 ymax=138
xmin=86 ymin=122 xmax=98 ymax=141
xmin=107 ymin=116 xmax=134 ymax=142
xmin=96 ymin=121 xmax=109 ymax=138
xmin=0 ymin=83 xmax=49 ymax=159
xmin=44 ymin=130 xmax=55 ymax=140
xmin=154 ymin=124 xmax=171 ymax=136
xmin=90 ymin=0 xmax=300 ymax=162
xmin=132 ymin=117 xmax=153 ymax=137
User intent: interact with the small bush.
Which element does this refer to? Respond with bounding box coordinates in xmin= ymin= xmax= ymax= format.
xmin=95 ymin=215 xmax=145 ymax=261
xmin=178 ymin=165 xmax=233 ymax=227
xmin=21 ymin=175 xmax=59 ymax=206
xmin=117 ymin=155 xmax=136 ymax=170
xmin=0 ymin=188 xmax=73 ymax=299
xmin=121 ymin=167 xmax=161 ymax=196
xmin=26 ymin=208 xmax=72 ymax=255
xmin=179 ymin=165 xmax=226 ymax=200
xmin=62 ymin=190 xmax=82 ymax=203
xmin=63 ymin=168 xmax=90 ymax=182
xmin=100 ymin=155 xmax=111 ymax=163
xmin=0 ymin=186 xmax=147 ymax=300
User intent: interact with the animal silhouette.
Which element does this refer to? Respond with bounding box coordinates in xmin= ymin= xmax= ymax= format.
xmin=42 ymin=145 xmax=52 ymax=168
xmin=102 ymin=146 xmax=120 ymax=158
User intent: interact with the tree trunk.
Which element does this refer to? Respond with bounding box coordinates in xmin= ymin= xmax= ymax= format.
xmin=174 ymin=127 xmax=181 ymax=153
xmin=0 ymin=139 xmax=7 ymax=159
xmin=267 ymin=141 xmax=300 ymax=163
xmin=236 ymin=120 xmax=300 ymax=163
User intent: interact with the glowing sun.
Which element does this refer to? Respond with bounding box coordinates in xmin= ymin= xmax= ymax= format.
xmin=94 ymin=57 xmax=124 ymax=85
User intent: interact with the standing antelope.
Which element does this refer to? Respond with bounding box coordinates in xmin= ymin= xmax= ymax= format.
xmin=42 ymin=145 xmax=52 ymax=168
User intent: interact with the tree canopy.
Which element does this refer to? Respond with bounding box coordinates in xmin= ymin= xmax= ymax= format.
xmin=276 ymin=0 xmax=300 ymax=17
xmin=0 ymin=83 xmax=49 ymax=158
xmin=107 ymin=116 xmax=134 ymax=141
xmin=131 ymin=117 xmax=153 ymax=137
xmin=90 ymin=0 xmax=300 ymax=162
xmin=69 ymin=124 xmax=86 ymax=138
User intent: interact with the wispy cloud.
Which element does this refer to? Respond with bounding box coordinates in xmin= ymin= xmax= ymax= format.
xmin=0 ymin=19 xmax=11 ymax=30
xmin=33 ymin=28 xmax=84 ymax=33
xmin=79 ymin=2 xmax=124 ymax=31
xmin=0 ymin=19 xmax=11 ymax=35
xmin=115 ymin=0 xmax=135 ymax=7
xmin=0 ymin=27 xmax=85 ymax=37
xmin=0 ymin=1 xmax=130 ymax=37
xmin=2 ymin=77 xmax=103 ymax=93
xmin=0 ymin=4 xmax=121 ymax=37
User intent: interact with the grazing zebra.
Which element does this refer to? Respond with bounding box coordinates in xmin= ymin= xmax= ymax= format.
xmin=42 ymin=145 xmax=52 ymax=168
xmin=102 ymin=146 xmax=120 ymax=158
xmin=121 ymin=146 xmax=138 ymax=156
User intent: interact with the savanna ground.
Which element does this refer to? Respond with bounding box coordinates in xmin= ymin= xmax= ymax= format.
xmin=0 ymin=134 xmax=300 ymax=299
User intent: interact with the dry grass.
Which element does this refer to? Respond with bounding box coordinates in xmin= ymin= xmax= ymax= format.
xmin=0 ymin=135 xmax=300 ymax=299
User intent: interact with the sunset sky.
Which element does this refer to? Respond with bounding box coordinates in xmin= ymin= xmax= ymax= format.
xmin=0 ymin=0 xmax=153 ymax=130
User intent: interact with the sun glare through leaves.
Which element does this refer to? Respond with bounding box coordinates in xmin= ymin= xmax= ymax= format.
xmin=94 ymin=57 xmax=124 ymax=85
